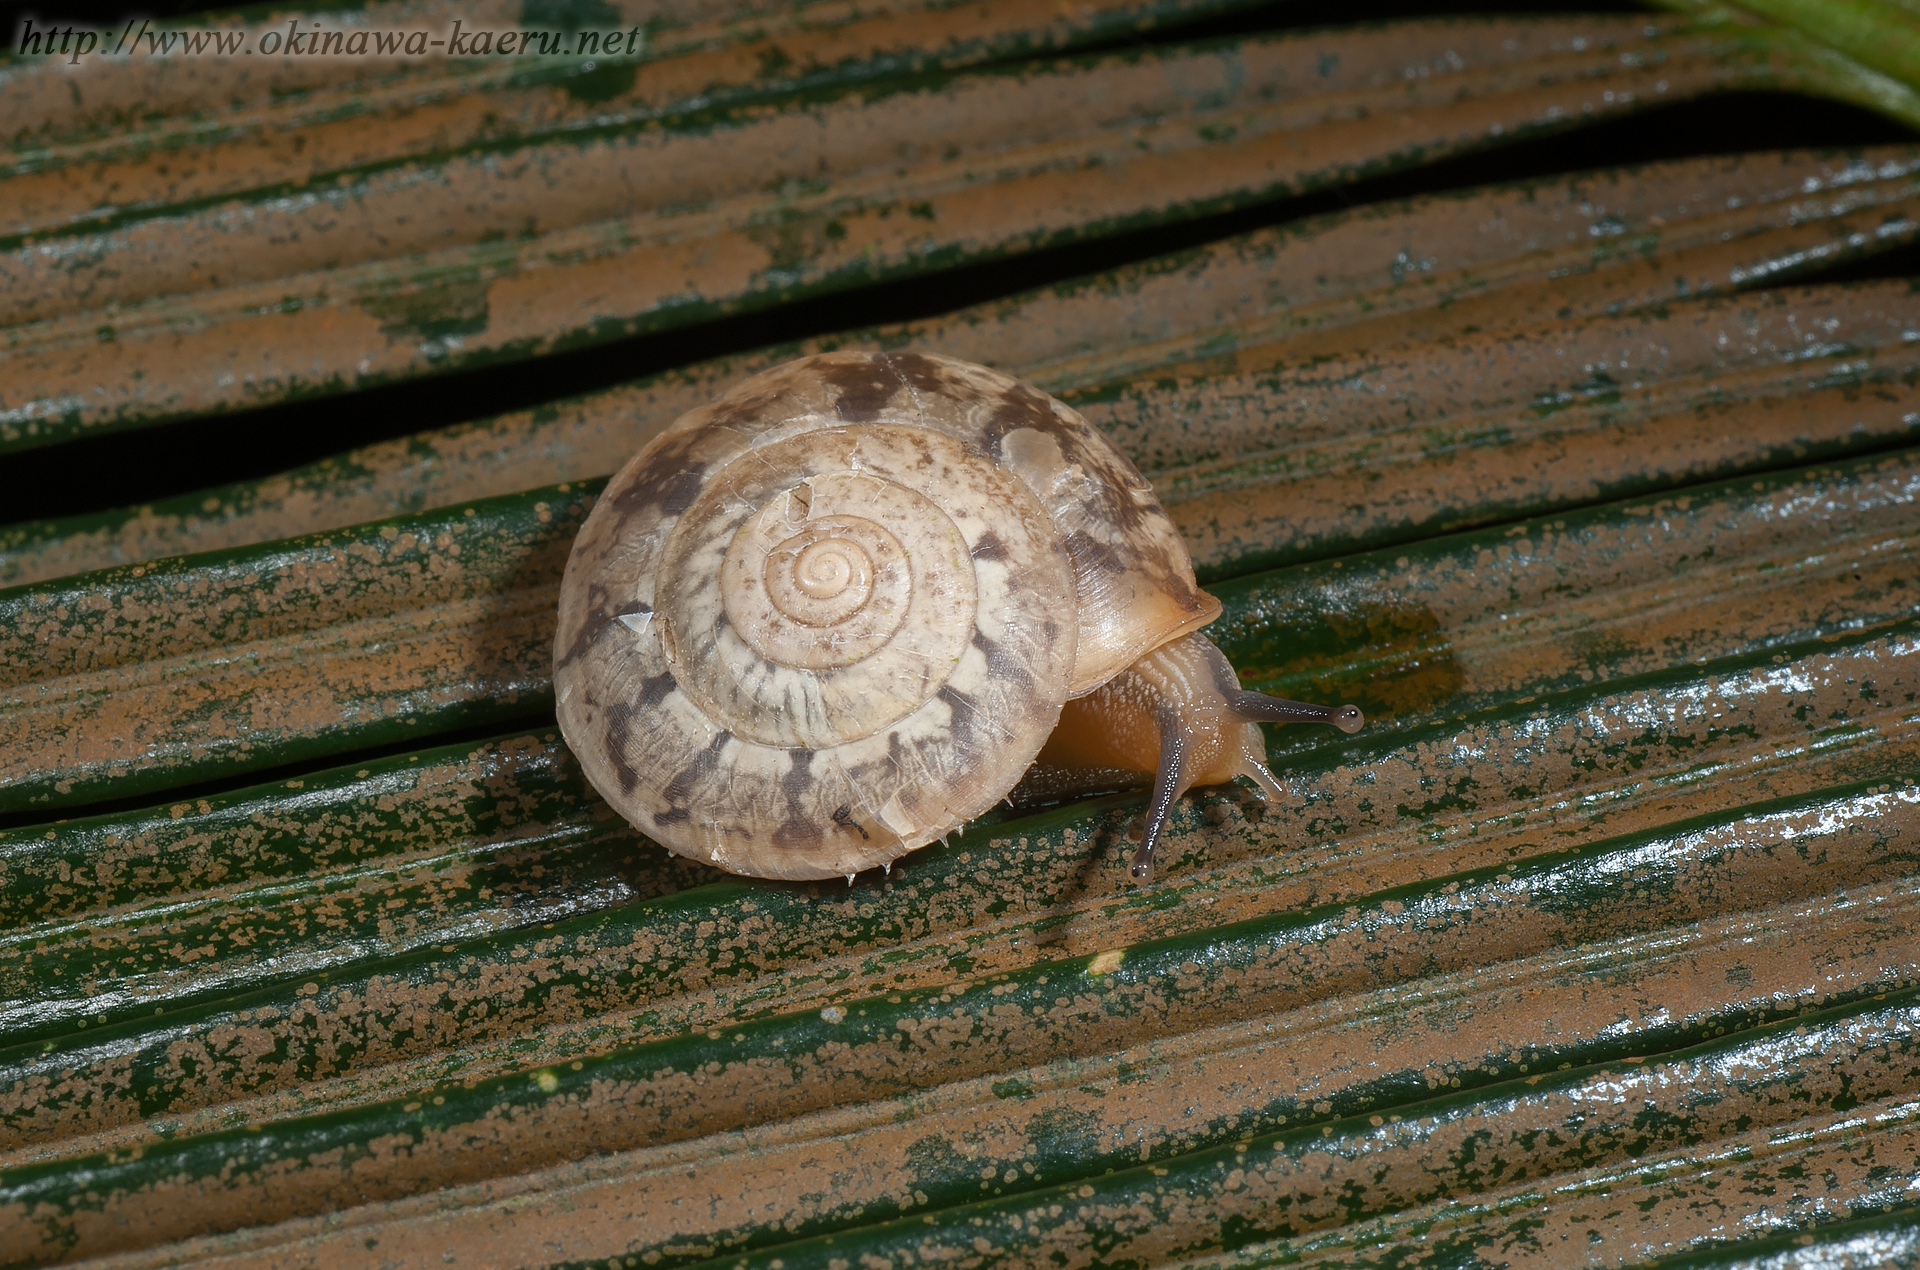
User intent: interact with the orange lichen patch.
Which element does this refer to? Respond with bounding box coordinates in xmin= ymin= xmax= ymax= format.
xmin=4 ymin=853 xmax=1915 ymax=1262
xmin=1126 ymin=282 xmax=1920 ymax=572
xmin=0 ymin=735 xmax=681 ymax=1044
xmin=1207 ymin=448 xmax=1920 ymax=723
xmin=11 ymin=147 xmax=1920 ymax=587
xmin=0 ymin=19 xmax=1762 ymax=455
xmin=1098 ymin=281 xmax=1920 ymax=480
xmin=0 ymin=487 xmax=593 ymax=811
xmin=0 ymin=910 xmax=1889 ymax=1260
xmin=2 ymin=0 xmax=1240 ymax=237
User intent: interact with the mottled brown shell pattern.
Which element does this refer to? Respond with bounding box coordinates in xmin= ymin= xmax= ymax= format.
xmin=554 ymin=350 xmax=1217 ymax=880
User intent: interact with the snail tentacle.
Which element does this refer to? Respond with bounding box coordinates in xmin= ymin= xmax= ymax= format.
xmin=1130 ymin=703 xmax=1192 ymax=882
xmin=1225 ymin=692 xmax=1366 ymax=735
xmin=1033 ymin=632 xmax=1365 ymax=879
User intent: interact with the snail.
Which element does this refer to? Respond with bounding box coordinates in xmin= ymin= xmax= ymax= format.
xmin=553 ymin=351 xmax=1363 ymax=884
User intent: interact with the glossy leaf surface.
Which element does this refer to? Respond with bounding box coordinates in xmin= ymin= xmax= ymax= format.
xmin=5 ymin=6 xmax=1920 ymax=1269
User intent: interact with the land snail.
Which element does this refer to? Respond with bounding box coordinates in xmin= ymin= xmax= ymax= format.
xmin=553 ymin=351 xmax=1364 ymax=885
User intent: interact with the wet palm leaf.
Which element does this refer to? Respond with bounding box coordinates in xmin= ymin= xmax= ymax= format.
xmin=4 ymin=3 xmax=1920 ymax=1268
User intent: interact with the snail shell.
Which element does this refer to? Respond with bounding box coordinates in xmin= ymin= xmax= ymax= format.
xmin=554 ymin=351 xmax=1360 ymax=882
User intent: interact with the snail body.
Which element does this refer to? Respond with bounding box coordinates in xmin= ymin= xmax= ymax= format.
xmin=553 ymin=351 xmax=1361 ymax=882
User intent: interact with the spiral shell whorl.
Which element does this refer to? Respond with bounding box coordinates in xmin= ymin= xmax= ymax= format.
xmin=662 ymin=431 xmax=1000 ymax=752
xmin=761 ymin=523 xmax=884 ymax=626
xmin=554 ymin=353 xmax=1083 ymax=880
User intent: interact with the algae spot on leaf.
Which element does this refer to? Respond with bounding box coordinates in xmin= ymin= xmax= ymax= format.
xmin=1532 ymin=369 xmax=1623 ymax=418
xmin=903 ymin=1133 xmax=974 ymax=1199
xmin=519 ymin=0 xmax=620 ymax=31
xmin=517 ymin=0 xmax=639 ymax=102
xmin=561 ymin=61 xmax=638 ymax=105
xmin=1028 ymin=1105 xmax=1105 ymax=1169
xmin=758 ymin=45 xmax=795 ymax=80
xmin=1242 ymin=599 xmax=1465 ymax=722
xmin=358 ymin=271 xmax=493 ymax=358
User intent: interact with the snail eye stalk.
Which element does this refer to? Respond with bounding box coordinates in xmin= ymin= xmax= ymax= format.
xmin=1130 ymin=706 xmax=1191 ymax=881
xmin=1227 ymin=692 xmax=1366 ymax=734
xmin=1129 ymin=687 xmax=1365 ymax=883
